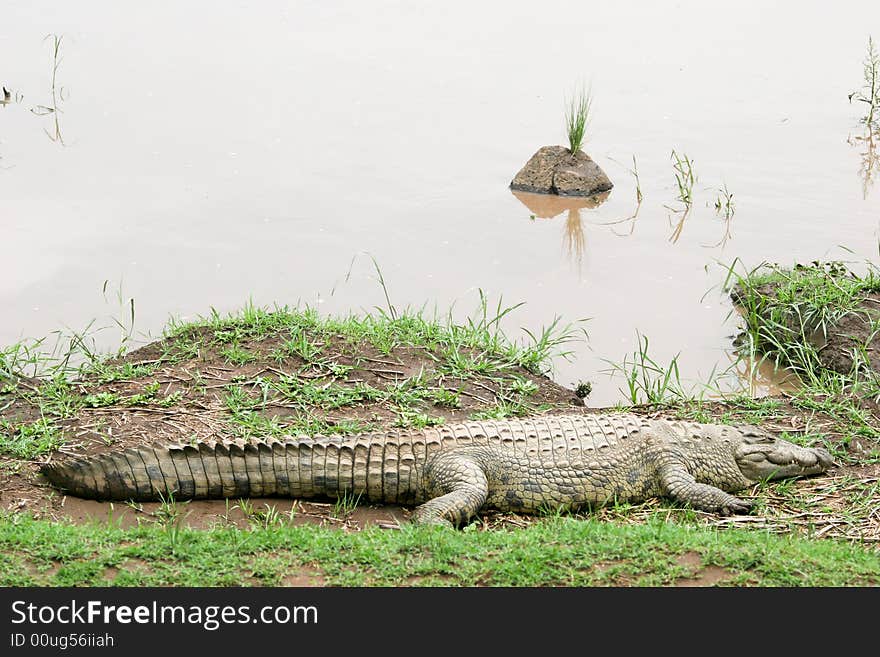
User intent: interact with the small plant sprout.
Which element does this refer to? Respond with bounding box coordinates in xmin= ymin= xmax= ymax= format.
xmin=154 ymin=491 xmax=186 ymax=527
xmin=429 ymin=386 xmax=461 ymax=409
xmin=333 ymin=489 xmax=362 ymax=519
xmin=31 ymin=33 xmax=66 ymax=145
xmin=564 ymin=85 xmax=593 ymax=154
xmin=670 ymin=149 xmax=696 ymax=206
xmin=509 ymin=375 xmax=539 ymax=397
xmin=714 ymin=183 xmax=735 ymax=221
xmin=849 ymin=36 xmax=880 ymax=129
xmin=574 ymin=380 xmax=592 ymax=398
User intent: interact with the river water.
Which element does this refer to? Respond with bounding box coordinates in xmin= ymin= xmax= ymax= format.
xmin=2 ymin=1 xmax=879 ymax=405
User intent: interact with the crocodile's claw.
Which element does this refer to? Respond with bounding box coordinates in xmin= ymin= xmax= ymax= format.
xmin=717 ymin=496 xmax=754 ymax=515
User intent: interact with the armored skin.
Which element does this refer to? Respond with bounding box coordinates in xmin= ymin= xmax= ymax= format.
xmin=40 ymin=413 xmax=833 ymax=527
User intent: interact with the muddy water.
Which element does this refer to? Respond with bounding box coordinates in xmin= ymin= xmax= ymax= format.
xmin=58 ymin=497 xmax=409 ymax=531
xmin=2 ymin=1 xmax=879 ymax=406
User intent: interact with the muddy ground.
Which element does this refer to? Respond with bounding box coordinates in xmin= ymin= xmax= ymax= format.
xmin=1 ymin=322 xmax=878 ymax=543
xmin=813 ymin=291 xmax=880 ymax=377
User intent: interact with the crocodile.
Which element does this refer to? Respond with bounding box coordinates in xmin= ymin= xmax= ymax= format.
xmin=40 ymin=413 xmax=833 ymax=527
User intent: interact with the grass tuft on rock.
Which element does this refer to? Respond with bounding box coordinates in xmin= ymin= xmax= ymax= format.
xmin=564 ymin=85 xmax=592 ymax=154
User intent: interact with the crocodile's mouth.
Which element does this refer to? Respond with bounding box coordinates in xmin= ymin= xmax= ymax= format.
xmin=767 ymin=448 xmax=833 ymax=469
xmin=736 ymin=440 xmax=834 ymax=481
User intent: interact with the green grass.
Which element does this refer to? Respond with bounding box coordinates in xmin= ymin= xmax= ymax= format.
xmin=91 ymin=361 xmax=161 ymax=383
xmin=428 ymin=387 xmax=461 ymax=409
xmin=2 ymin=338 xmax=57 ymax=381
xmin=392 ymin=407 xmax=444 ymax=429
xmin=82 ymin=383 xmax=181 ymax=409
xmin=0 ymin=513 xmax=875 ymax=587
xmin=602 ymin=332 xmax=689 ymax=405
xmin=162 ymin=295 xmax=585 ymax=379
xmin=469 ymin=398 xmax=549 ymax=420
xmin=564 ymin=85 xmax=592 ymax=154
xmin=272 ymin=377 xmax=384 ymax=410
xmin=788 ymin=392 xmax=880 ymax=461
xmin=219 ymin=343 xmax=257 ymax=366
xmin=282 ymin=332 xmax=324 ymax=363
xmin=0 ymin=416 xmax=63 ymax=458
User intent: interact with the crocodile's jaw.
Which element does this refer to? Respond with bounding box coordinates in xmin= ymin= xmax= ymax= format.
xmin=734 ymin=428 xmax=833 ymax=482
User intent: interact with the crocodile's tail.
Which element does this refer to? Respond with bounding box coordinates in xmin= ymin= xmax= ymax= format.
xmin=40 ymin=438 xmax=416 ymax=503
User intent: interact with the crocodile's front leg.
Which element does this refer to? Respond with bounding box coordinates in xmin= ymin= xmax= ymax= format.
xmin=658 ymin=462 xmax=753 ymax=515
xmin=412 ymin=450 xmax=489 ymax=527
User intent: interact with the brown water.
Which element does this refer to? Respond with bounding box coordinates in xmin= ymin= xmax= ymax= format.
xmin=2 ymin=1 xmax=879 ymax=406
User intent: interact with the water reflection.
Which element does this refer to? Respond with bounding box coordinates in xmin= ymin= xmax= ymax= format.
xmin=848 ymin=128 xmax=878 ymax=199
xmin=593 ymin=200 xmax=641 ymax=237
xmin=704 ymin=214 xmax=734 ymax=249
xmin=702 ymin=185 xmax=736 ymax=249
xmin=666 ymin=205 xmax=691 ymax=244
xmin=722 ymin=349 xmax=802 ymax=398
xmin=511 ymin=190 xmax=610 ymax=269
xmin=592 ymin=155 xmax=643 ymax=237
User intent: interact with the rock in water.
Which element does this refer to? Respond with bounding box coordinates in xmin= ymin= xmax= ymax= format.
xmin=510 ymin=145 xmax=613 ymax=197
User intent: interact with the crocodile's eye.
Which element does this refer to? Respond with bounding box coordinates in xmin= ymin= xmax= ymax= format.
xmin=739 ymin=427 xmax=775 ymax=444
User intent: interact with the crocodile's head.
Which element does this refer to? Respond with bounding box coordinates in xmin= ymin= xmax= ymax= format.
xmin=733 ymin=426 xmax=834 ymax=482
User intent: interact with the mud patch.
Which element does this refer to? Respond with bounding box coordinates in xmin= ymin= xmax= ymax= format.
xmin=282 ymin=564 xmax=328 ymax=587
xmin=406 ymin=573 xmax=459 ymax=586
xmin=672 ymin=551 xmax=733 ymax=587
xmin=815 ymin=298 xmax=880 ymax=376
xmin=23 ymin=559 xmax=61 ymax=581
xmin=52 ymin=496 xmax=412 ymax=531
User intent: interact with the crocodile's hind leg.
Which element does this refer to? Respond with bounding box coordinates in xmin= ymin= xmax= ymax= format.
xmin=412 ymin=451 xmax=489 ymax=527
